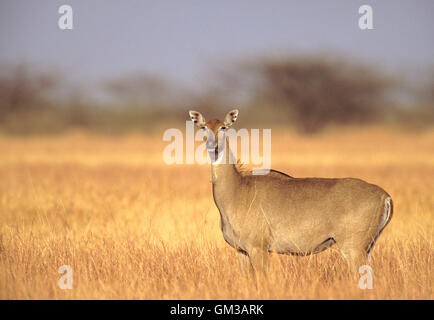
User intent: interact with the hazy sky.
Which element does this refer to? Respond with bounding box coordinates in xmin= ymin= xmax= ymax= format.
xmin=0 ymin=0 xmax=433 ymax=87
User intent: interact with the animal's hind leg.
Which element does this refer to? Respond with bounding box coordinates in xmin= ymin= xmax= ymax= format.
xmin=339 ymin=246 xmax=368 ymax=273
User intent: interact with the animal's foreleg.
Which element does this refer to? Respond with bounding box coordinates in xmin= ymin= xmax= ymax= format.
xmin=247 ymin=247 xmax=269 ymax=275
xmin=237 ymin=251 xmax=254 ymax=276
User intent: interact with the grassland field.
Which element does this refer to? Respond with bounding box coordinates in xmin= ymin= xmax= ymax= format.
xmin=0 ymin=127 xmax=433 ymax=299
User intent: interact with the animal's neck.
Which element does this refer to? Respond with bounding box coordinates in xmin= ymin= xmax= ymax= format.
xmin=210 ymin=138 xmax=243 ymax=243
xmin=210 ymin=138 xmax=239 ymax=185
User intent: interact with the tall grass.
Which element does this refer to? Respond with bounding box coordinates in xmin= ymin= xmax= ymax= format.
xmin=0 ymin=128 xmax=433 ymax=299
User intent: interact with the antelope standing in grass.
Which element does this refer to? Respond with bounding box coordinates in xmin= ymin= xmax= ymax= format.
xmin=189 ymin=109 xmax=393 ymax=274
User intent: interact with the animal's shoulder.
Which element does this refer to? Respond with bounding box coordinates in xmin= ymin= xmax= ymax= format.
xmin=238 ymin=168 xmax=294 ymax=182
xmin=268 ymin=169 xmax=293 ymax=179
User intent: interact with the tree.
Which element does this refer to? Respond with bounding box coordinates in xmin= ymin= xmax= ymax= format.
xmin=0 ymin=64 xmax=57 ymax=119
xmin=104 ymin=73 xmax=172 ymax=106
xmin=257 ymin=57 xmax=390 ymax=133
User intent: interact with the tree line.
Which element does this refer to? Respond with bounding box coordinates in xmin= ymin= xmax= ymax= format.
xmin=0 ymin=55 xmax=432 ymax=134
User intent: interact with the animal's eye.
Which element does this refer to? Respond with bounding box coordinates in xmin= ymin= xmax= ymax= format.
xmin=220 ymin=126 xmax=227 ymax=130
xmin=201 ymin=126 xmax=206 ymax=130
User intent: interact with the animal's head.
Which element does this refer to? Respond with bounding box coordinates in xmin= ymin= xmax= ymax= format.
xmin=188 ymin=109 xmax=239 ymax=160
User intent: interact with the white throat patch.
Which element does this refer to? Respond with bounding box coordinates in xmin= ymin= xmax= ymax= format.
xmin=210 ymin=149 xmax=226 ymax=165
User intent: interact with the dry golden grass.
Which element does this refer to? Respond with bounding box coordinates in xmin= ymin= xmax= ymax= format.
xmin=0 ymin=127 xmax=433 ymax=299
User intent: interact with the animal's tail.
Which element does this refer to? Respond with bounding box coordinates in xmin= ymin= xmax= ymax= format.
xmin=367 ymin=196 xmax=393 ymax=256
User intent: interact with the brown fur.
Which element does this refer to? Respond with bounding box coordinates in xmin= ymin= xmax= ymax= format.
xmin=189 ymin=110 xmax=393 ymax=274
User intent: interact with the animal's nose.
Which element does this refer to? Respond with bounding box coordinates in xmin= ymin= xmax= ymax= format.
xmin=206 ymin=139 xmax=216 ymax=149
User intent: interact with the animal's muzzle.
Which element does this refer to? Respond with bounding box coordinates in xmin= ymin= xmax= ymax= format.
xmin=206 ymin=139 xmax=216 ymax=150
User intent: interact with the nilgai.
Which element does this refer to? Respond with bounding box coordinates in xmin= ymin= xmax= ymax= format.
xmin=189 ymin=109 xmax=393 ymax=273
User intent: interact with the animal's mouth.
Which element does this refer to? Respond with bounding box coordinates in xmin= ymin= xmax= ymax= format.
xmin=207 ymin=147 xmax=218 ymax=160
xmin=207 ymin=147 xmax=223 ymax=163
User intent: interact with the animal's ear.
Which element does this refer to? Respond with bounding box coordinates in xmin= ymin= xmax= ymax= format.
xmin=189 ymin=110 xmax=206 ymax=127
xmin=224 ymin=109 xmax=239 ymax=127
